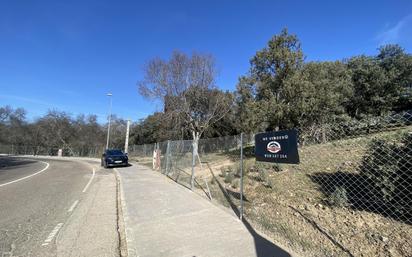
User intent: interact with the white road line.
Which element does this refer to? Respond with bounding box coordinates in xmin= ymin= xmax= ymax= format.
xmin=82 ymin=167 xmax=95 ymax=193
xmin=67 ymin=200 xmax=79 ymax=212
xmin=42 ymin=223 xmax=64 ymax=246
xmin=0 ymin=161 xmax=50 ymax=188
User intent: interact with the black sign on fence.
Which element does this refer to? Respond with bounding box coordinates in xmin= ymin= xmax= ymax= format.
xmin=255 ymin=129 xmax=299 ymax=164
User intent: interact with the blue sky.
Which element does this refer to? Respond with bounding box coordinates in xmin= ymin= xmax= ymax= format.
xmin=1 ymin=0 xmax=411 ymax=123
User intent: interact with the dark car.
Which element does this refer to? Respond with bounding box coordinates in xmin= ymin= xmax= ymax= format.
xmin=101 ymin=149 xmax=128 ymax=168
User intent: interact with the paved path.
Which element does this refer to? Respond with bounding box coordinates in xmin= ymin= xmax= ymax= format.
xmin=0 ymin=157 xmax=92 ymax=256
xmin=0 ymin=156 xmax=119 ymax=257
xmin=117 ymin=164 xmax=292 ymax=257
xmin=0 ymin=157 xmax=47 ymax=186
xmin=57 ymin=163 xmax=119 ymax=257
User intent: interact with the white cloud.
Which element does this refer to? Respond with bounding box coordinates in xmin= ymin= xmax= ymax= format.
xmin=376 ymin=14 xmax=412 ymax=45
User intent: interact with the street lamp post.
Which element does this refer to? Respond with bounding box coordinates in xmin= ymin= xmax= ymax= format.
xmin=124 ymin=119 xmax=130 ymax=154
xmin=106 ymin=93 xmax=113 ymax=150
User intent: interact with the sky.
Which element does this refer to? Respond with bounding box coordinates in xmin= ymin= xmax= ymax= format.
xmin=1 ymin=0 xmax=411 ymax=123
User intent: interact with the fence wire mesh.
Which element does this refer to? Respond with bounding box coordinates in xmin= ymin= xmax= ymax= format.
xmin=162 ymin=140 xmax=193 ymax=188
xmin=0 ymin=111 xmax=410 ymax=257
xmin=129 ymin=111 xmax=411 ymax=257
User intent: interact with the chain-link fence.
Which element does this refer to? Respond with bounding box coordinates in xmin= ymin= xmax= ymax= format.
xmin=129 ymin=111 xmax=412 ymax=257
xmin=0 ymin=144 xmax=103 ymax=157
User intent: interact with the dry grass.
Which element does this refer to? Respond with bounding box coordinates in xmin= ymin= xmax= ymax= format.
xmin=206 ymin=127 xmax=412 ymax=257
xmin=129 ymin=126 xmax=412 ymax=257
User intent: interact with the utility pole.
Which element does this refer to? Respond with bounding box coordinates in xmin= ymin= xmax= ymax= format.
xmin=239 ymin=132 xmax=244 ymax=220
xmin=124 ymin=119 xmax=130 ymax=153
xmin=106 ymin=93 xmax=113 ymax=150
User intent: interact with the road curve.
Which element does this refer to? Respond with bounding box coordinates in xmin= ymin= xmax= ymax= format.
xmin=0 ymin=156 xmax=97 ymax=257
xmin=0 ymin=158 xmax=49 ymax=186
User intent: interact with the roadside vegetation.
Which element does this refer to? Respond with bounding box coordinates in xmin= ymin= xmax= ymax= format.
xmin=0 ymin=108 xmax=128 ymax=155
xmin=132 ymin=29 xmax=412 ymax=146
xmin=1 ymin=28 xmax=411 ymax=256
xmin=206 ymin=127 xmax=412 ymax=257
xmin=1 ymin=28 xmax=411 ymax=154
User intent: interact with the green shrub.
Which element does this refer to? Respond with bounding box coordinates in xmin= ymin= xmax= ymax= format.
xmin=394 ymin=133 xmax=412 ymax=214
xmin=219 ymin=167 xmax=227 ymax=178
xmin=243 ymin=159 xmax=254 ymax=174
xmin=243 ymin=145 xmax=255 ymax=158
xmin=328 ymin=186 xmax=349 ymax=207
xmin=255 ymin=161 xmax=283 ymax=173
xmin=360 ymin=133 xmax=411 ymax=215
xmin=224 ymin=171 xmax=235 ymax=184
xmin=361 ymin=140 xmax=399 ymax=203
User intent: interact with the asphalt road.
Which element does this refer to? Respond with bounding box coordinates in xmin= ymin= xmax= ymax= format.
xmin=0 ymin=156 xmax=97 ymax=257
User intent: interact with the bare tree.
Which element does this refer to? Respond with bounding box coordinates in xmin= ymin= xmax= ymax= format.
xmin=139 ymin=51 xmax=233 ymax=142
xmin=0 ymin=106 xmax=12 ymax=123
xmin=138 ymin=51 xmax=233 ymax=185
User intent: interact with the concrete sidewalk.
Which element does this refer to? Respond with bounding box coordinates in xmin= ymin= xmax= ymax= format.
xmin=116 ymin=164 xmax=292 ymax=257
xmin=57 ymin=162 xmax=119 ymax=257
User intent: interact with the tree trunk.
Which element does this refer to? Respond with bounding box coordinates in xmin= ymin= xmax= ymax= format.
xmin=322 ymin=127 xmax=327 ymax=143
xmin=191 ymin=131 xmax=200 ymax=189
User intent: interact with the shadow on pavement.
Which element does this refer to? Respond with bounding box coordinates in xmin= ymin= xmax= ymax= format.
xmin=0 ymin=157 xmax=38 ymax=171
xmin=243 ymin=217 xmax=291 ymax=257
xmin=206 ymin=163 xmax=291 ymax=257
xmin=104 ymin=163 xmax=133 ymax=169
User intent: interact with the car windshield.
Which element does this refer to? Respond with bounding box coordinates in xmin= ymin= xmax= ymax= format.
xmin=107 ymin=150 xmax=123 ymax=155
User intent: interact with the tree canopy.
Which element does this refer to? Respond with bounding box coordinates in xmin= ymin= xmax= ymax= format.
xmin=138 ymin=51 xmax=233 ymax=142
xmin=2 ymin=29 xmax=411 ymax=148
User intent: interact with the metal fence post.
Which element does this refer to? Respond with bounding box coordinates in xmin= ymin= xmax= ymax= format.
xmin=191 ymin=140 xmax=195 ymax=190
xmin=165 ymin=140 xmax=170 ymax=175
xmin=240 ymin=132 xmax=244 ymax=220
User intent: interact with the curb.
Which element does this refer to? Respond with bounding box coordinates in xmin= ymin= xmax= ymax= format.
xmin=114 ymin=168 xmax=137 ymax=257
